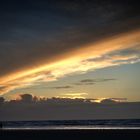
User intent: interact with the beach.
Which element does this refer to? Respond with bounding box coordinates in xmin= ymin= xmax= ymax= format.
xmin=0 ymin=129 xmax=140 ymax=140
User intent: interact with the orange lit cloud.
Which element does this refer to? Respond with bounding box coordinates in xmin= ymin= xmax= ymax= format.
xmin=0 ymin=30 xmax=140 ymax=95
xmin=59 ymin=92 xmax=88 ymax=99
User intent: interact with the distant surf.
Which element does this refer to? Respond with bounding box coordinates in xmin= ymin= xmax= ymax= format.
xmin=1 ymin=119 xmax=140 ymax=129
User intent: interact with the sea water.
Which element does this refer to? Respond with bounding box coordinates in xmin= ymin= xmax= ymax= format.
xmin=1 ymin=119 xmax=140 ymax=129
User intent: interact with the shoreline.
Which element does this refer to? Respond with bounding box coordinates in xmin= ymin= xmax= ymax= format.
xmin=1 ymin=126 xmax=140 ymax=130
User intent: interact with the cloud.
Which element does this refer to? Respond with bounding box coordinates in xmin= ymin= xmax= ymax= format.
xmin=95 ymin=98 xmax=128 ymax=103
xmin=19 ymin=94 xmax=33 ymax=102
xmin=61 ymin=93 xmax=88 ymax=96
xmin=0 ymin=30 xmax=140 ymax=95
xmin=60 ymin=92 xmax=88 ymax=99
xmin=80 ymin=79 xmax=95 ymax=83
xmin=1 ymin=94 xmax=139 ymax=121
xmin=100 ymin=98 xmax=127 ymax=104
xmin=110 ymin=98 xmax=127 ymax=102
xmin=73 ymin=78 xmax=116 ymax=86
xmin=0 ymin=1 xmax=140 ymax=96
xmin=0 ymin=97 xmax=5 ymax=104
xmin=83 ymin=82 xmax=95 ymax=85
xmin=50 ymin=86 xmax=72 ymax=89
xmin=0 ymin=94 xmax=127 ymax=104
xmin=81 ymin=78 xmax=116 ymax=83
xmin=100 ymin=98 xmax=118 ymax=104
xmin=74 ymin=82 xmax=95 ymax=86
xmin=85 ymin=46 xmax=140 ymax=63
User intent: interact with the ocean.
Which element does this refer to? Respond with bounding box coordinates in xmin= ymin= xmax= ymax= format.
xmin=1 ymin=119 xmax=140 ymax=129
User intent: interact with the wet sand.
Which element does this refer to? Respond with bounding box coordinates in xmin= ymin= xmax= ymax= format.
xmin=0 ymin=129 xmax=140 ymax=140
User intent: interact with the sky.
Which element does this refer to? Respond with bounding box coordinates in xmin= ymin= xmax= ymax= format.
xmin=0 ymin=0 xmax=140 ymax=102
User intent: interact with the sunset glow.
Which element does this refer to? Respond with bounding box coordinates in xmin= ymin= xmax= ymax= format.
xmin=0 ymin=0 xmax=140 ymax=122
xmin=0 ymin=30 xmax=140 ymax=96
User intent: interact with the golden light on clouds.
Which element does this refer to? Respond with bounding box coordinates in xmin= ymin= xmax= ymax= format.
xmin=59 ymin=92 xmax=88 ymax=99
xmin=93 ymin=98 xmax=106 ymax=103
xmin=0 ymin=29 xmax=140 ymax=95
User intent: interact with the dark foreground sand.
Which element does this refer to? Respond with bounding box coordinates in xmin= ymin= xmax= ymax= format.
xmin=0 ymin=129 xmax=140 ymax=140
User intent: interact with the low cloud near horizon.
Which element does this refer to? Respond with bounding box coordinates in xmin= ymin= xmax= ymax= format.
xmin=1 ymin=93 xmax=140 ymax=121
xmin=0 ymin=93 xmax=127 ymax=103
